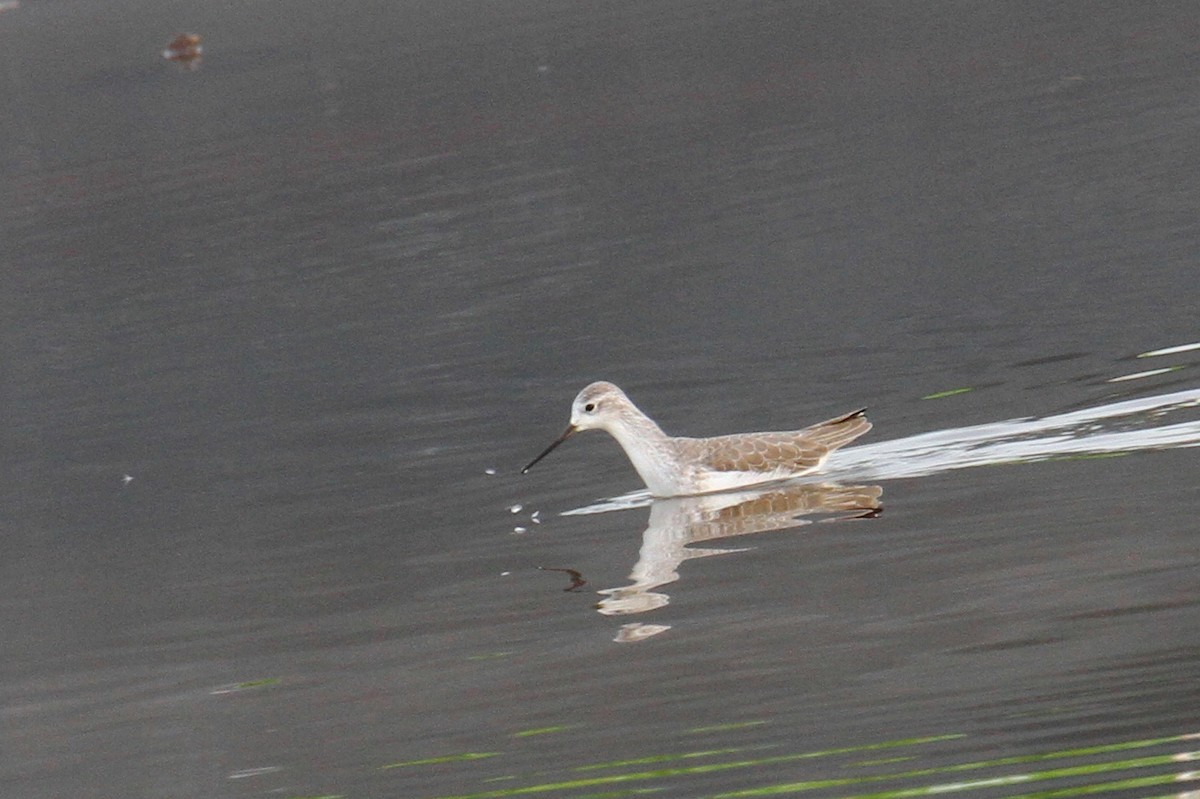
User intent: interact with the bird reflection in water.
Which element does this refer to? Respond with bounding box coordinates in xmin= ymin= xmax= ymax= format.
xmin=599 ymin=482 xmax=882 ymax=642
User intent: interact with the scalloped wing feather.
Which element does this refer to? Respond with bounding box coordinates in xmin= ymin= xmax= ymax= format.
xmin=681 ymin=409 xmax=871 ymax=475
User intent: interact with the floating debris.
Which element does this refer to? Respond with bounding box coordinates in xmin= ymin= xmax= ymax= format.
xmin=538 ymin=566 xmax=587 ymax=592
xmin=484 ymin=468 xmax=497 ymax=475
xmin=513 ymin=725 xmax=576 ymax=738
xmin=922 ymin=387 xmax=973 ymax=400
xmin=227 ymin=766 xmax=281 ymax=780
xmin=380 ymin=752 xmax=500 ymax=770
xmin=513 ymin=526 xmax=527 ymax=534
xmin=687 ymin=720 xmax=770 ymax=734
xmin=162 ymin=33 xmax=203 ymax=69
xmin=1138 ymin=341 xmax=1200 ymax=358
xmin=1108 ymin=367 xmax=1182 ymax=383
xmin=508 ymin=503 xmax=523 ymax=513
xmin=209 ymin=677 xmax=281 ymax=695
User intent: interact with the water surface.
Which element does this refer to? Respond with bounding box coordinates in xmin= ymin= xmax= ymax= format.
xmin=2 ymin=2 xmax=1199 ymax=797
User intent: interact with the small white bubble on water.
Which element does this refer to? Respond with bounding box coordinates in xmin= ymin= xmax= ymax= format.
xmin=509 ymin=504 xmax=523 ymax=513
xmin=513 ymin=526 xmax=527 ymax=534
xmin=484 ymin=468 xmax=497 ymax=475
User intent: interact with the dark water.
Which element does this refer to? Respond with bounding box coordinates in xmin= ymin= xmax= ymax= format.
xmin=3 ymin=2 xmax=1200 ymax=798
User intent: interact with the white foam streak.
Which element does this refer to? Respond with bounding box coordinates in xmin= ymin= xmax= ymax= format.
xmin=1108 ymin=367 xmax=1179 ymax=382
xmin=1138 ymin=341 xmax=1200 ymax=358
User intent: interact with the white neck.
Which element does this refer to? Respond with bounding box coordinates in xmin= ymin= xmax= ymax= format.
xmin=604 ymin=407 xmax=682 ymax=496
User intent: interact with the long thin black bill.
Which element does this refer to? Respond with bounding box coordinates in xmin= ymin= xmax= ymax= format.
xmin=521 ymin=425 xmax=576 ymax=473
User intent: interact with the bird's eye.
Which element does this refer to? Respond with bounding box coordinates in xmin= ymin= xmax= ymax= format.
xmin=584 ymin=403 xmax=596 ymax=412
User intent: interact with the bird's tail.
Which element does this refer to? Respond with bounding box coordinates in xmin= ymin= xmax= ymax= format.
xmin=802 ymin=408 xmax=872 ymax=452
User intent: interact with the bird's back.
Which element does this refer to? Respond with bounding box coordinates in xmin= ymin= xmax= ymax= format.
xmin=679 ymin=409 xmax=871 ymax=477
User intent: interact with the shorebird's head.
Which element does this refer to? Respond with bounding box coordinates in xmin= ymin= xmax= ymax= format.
xmin=567 ymin=381 xmax=630 ymax=432
xmin=521 ymin=381 xmax=631 ymax=473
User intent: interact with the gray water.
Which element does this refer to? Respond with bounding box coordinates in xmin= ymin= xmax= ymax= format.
xmin=3 ymin=3 xmax=1199 ymax=798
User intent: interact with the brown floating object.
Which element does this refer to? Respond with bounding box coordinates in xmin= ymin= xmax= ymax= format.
xmin=163 ymin=33 xmax=203 ymax=69
xmin=537 ymin=566 xmax=587 ymax=592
